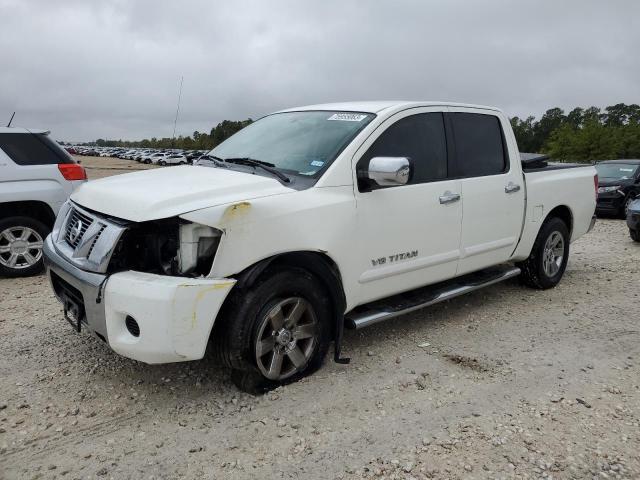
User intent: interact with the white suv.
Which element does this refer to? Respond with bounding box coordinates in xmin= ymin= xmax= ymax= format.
xmin=0 ymin=127 xmax=86 ymax=276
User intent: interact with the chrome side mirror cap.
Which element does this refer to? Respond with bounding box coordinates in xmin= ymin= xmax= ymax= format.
xmin=367 ymin=157 xmax=411 ymax=187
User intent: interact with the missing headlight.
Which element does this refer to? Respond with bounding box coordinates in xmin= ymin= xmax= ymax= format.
xmin=107 ymin=218 xmax=221 ymax=277
xmin=178 ymin=223 xmax=222 ymax=276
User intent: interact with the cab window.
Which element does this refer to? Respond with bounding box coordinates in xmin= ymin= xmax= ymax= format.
xmin=357 ymin=113 xmax=447 ymax=190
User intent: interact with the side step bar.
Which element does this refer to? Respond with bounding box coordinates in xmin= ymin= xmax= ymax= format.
xmin=345 ymin=265 xmax=521 ymax=330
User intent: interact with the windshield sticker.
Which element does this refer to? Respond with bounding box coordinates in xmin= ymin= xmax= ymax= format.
xmin=327 ymin=113 xmax=368 ymax=122
xmin=620 ymin=168 xmax=634 ymax=172
xmin=310 ymin=160 xmax=325 ymax=167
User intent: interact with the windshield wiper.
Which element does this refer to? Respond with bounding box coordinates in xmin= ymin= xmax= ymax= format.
xmin=224 ymin=157 xmax=290 ymax=183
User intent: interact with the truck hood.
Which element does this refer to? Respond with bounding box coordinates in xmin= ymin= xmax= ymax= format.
xmin=70 ymin=165 xmax=295 ymax=222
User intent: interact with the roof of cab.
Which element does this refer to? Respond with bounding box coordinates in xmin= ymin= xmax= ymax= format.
xmin=0 ymin=126 xmax=50 ymax=135
xmin=276 ymin=101 xmax=502 ymax=115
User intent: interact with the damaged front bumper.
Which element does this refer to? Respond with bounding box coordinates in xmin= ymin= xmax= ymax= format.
xmin=44 ymin=235 xmax=236 ymax=364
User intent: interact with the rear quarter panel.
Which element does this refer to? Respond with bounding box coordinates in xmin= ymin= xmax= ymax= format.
xmin=511 ymin=166 xmax=596 ymax=261
xmin=0 ymin=151 xmax=75 ymax=216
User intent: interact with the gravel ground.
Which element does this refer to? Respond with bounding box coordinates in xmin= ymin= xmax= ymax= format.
xmin=1 ymin=160 xmax=639 ymax=479
xmin=77 ymin=155 xmax=158 ymax=179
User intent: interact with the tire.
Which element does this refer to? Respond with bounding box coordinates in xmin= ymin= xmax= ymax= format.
xmin=517 ymin=216 xmax=570 ymax=290
xmin=622 ymin=195 xmax=636 ymax=219
xmin=159 ymin=161 xmax=166 ymax=166
xmin=630 ymin=229 xmax=640 ymax=242
xmin=213 ymin=267 xmax=331 ymax=394
xmin=0 ymin=216 xmax=50 ymax=277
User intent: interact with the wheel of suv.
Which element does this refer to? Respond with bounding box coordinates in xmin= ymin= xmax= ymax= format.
xmin=213 ymin=267 xmax=331 ymax=393
xmin=159 ymin=160 xmax=166 ymax=166
xmin=517 ymin=216 xmax=570 ymax=289
xmin=630 ymin=229 xmax=640 ymax=243
xmin=0 ymin=216 xmax=50 ymax=277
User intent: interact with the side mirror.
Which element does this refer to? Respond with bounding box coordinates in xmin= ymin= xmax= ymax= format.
xmin=366 ymin=157 xmax=411 ymax=187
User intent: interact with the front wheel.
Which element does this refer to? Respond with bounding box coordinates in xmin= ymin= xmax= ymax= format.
xmin=630 ymin=229 xmax=640 ymax=243
xmin=517 ymin=217 xmax=570 ymax=289
xmin=213 ymin=268 xmax=331 ymax=393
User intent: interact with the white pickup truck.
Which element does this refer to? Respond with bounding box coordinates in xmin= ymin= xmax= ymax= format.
xmin=44 ymin=102 xmax=597 ymax=392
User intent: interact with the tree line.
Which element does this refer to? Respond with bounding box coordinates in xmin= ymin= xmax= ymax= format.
xmin=510 ymin=103 xmax=640 ymax=162
xmin=89 ymin=103 xmax=640 ymax=162
xmin=92 ymin=119 xmax=254 ymax=150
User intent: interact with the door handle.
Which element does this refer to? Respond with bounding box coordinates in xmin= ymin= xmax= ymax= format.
xmin=439 ymin=191 xmax=461 ymax=204
xmin=505 ymin=182 xmax=521 ymax=194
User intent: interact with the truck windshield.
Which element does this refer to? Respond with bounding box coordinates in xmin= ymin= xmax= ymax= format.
xmin=596 ymin=163 xmax=638 ymax=180
xmin=208 ymin=111 xmax=374 ymax=177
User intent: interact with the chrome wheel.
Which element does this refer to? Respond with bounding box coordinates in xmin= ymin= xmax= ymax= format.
xmin=255 ymin=297 xmax=318 ymax=381
xmin=0 ymin=226 xmax=44 ymax=270
xmin=542 ymin=231 xmax=564 ymax=277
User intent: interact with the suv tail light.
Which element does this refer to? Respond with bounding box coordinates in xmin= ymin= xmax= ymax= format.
xmin=593 ymin=174 xmax=598 ymax=201
xmin=58 ymin=163 xmax=87 ymax=181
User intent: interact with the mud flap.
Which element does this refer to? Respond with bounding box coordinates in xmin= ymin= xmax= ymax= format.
xmin=333 ymin=313 xmax=350 ymax=364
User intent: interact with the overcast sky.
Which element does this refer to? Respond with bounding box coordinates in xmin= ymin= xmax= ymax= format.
xmin=1 ymin=0 xmax=638 ymax=142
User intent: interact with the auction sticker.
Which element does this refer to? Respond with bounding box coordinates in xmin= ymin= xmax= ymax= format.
xmin=327 ymin=113 xmax=368 ymax=122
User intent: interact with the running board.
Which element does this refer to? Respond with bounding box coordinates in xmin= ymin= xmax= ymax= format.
xmin=345 ymin=265 xmax=521 ymax=330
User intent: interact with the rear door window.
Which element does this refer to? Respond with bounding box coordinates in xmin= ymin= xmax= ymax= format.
xmin=358 ymin=112 xmax=448 ymax=189
xmin=0 ymin=133 xmax=74 ymax=165
xmin=448 ymin=113 xmax=507 ymax=177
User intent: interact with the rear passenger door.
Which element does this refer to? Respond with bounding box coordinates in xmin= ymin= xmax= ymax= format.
xmin=447 ymin=109 xmax=525 ymax=275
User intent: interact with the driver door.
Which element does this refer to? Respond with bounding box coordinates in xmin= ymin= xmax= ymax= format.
xmin=353 ymin=108 xmax=462 ymax=306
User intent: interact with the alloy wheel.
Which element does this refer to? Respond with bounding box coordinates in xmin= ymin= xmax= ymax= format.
xmin=542 ymin=231 xmax=564 ymax=277
xmin=254 ymin=297 xmax=318 ymax=381
xmin=0 ymin=226 xmax=44 ymax=270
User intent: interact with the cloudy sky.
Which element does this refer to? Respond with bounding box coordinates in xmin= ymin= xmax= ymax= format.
xmin=1 ymin=0 xmax=638 ymax=142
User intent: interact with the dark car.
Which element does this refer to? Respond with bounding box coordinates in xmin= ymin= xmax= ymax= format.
xmin=627 ymin=197 xmax=640 ymax=242
xmin=595 ymin=160 xmax=640 ymax=218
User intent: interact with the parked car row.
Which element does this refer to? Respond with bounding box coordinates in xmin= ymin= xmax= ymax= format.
xmin=63 ymin=146 xmax=209 ymax=166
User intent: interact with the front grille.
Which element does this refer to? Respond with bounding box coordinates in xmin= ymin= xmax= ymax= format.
xmin=87 ymin=224 xmax=106 ymax=257
xmin=65 ymin=208 xmax=94 ymax=248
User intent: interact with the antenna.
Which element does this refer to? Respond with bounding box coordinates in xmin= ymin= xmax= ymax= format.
xmin=171 ymin=76 xmax=184 ymax=148
xmin=7 ymin=112 xmax=15 ymax=127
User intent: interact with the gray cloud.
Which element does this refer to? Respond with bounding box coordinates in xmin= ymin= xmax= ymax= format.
xmin=1 ymin=0 xmax=638 ymax=141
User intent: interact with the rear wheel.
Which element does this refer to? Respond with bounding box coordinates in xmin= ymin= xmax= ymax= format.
xmin=630 ymin=229 xmax=640 ymax=242
xmin=213 ymin=268 xmax=331 ymax=393
xmin=0 ymin=216 xmax=49 ymax=277
xmin=517 ymin=216 xmax=570 ymax=289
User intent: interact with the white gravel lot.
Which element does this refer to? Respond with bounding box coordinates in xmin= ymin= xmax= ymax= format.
xmin=0 ymin=160 xmax=638 ymax=479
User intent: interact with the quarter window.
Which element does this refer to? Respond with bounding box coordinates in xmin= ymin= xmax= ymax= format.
xmin=449 ymin=113 xmax=507 ymax=177
xmin=0 ymin=133 xmax=74 ymax=165
xmin=358 ymin=113 xmax=447 ymax=189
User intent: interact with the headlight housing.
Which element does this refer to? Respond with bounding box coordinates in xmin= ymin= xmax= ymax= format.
xmin=108 ymin=218 xmax=221 ymax=277
xmin=598 ymin=185 xmax=622 ymax=194
xmin=178 ymin=223 xmax=222 ymax=276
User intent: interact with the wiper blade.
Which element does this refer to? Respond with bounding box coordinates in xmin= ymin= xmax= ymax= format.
xmin=225 ymin=157 xmax=275 ymax=167
xmin=224 ymin=157 xmax=290 ymax=184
